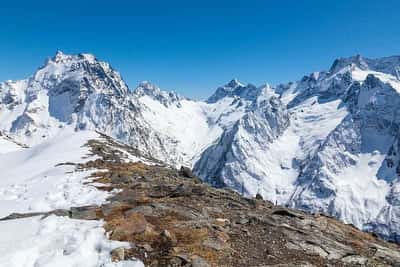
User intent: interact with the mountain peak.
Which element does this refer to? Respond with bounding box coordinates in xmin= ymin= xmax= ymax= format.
xmin=50 ymin=51 xmax=98 ymax=65
xmin=226 ymin=78 xmax=243 ymax=88
xmin=329 ymin=54 xmax=400 ymax=78
xmin=134 ymin=81 xmax=183 ymax=107
xmin=207 ymin=79 xmax=262 ymax=103
xmin=51 ymin=50 xmax=71 ymax=63
xmin=134 ymin=81 xmax=162 ymax=96
xmin=54 ymin=50 xmax=65 ymax=58
xmin=329 ymin=54 xmax=369 ymax=73
xmin=78 ymin=53 xmax=96 ymax=63
xmin=29 ymin=51 xmax=130 ymax=102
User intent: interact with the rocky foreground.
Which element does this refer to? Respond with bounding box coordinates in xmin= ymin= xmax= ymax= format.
xmin=2 ymin=135 xmax=400 ymax=267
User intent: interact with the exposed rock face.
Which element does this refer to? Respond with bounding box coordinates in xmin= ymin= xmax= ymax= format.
xmin=134 ymin=81 xmax=184 ymax=108
xmin=329 ymin=55 xmax=400 ymax=78
xmin=206 ymin=79 xmax=260 ymax=103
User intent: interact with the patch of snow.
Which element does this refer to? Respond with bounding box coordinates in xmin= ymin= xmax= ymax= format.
xmin=0 ymin=215 xmax=143 ymax=267
xmin=332 ymin=152 xmax=390 ymax=227
xmin=290 ymin=97 xmax=349 ymax=161
xmin=0 ymin=136 xmax=23 ymax=154
xmin=0 ymin=130 xmax=111 ymax=217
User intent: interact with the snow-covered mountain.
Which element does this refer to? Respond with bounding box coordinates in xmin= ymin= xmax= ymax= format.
xmin=0 ymin=51 xmax=200 ymax=166
xmin=281 ymin=55 xmax=400 ymax=242
xmin=1 ymin=52 xmax=400 ymax=242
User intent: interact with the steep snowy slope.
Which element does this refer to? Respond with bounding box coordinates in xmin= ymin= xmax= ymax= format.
xmin=194 ymin=88 xmax=293 ymax=200
xmin=0 ymin=215 xmax=144 ymax=267
xmin=0 ymin=131 xmax=23 ymax=154
xmin=133 ymin=81 xmax=217 ymax=165
xmin=286 ymin=64 xmax=400 ymax=241
xmin=134 ymin=79 xmax=302 ymax=203
xmin=133 ymin=79 xmax=263 ymax=165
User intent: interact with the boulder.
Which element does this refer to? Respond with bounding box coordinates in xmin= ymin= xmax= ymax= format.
xmin=191 ymin=256 xmax=210 ymax=267
xmin=160 ymin=229 xmax=178 ymax=247
xmin=111 ymin=247 xmax=125 ymax=261
xmin=179 ymin=166 xmax=194 ymax=178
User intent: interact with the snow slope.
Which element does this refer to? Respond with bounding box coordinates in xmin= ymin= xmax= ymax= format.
xmin=0 ymin=132 xmax=23 ymax=154
xmin=0 ymin=215 xmax=143 ymax=267
xmin=0 ymin=130 xmax=112 ymax=217
xmin=0 ymin=129 xmax=144 ymax=266
xmin=0 ymin=138 xmax=21 ymax=153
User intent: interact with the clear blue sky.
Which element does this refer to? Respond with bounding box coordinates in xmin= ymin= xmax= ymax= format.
xmin=1 ymin=0 xmax=399 ymax=99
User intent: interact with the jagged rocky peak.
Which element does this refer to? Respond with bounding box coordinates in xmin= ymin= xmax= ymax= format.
xmin=134 ymin=80 xmax=161 ymax=96
xmin=33 ymin=50 xmax=129 ymax=97
xmin=207 ymin=78 xmax=263 ymax=103
xmin=226 ymin=78 xmax=243 ymax=88
xmin=52 ymin=50 xmax=67 ymax=62
xmin=367 ymin=55 xmax=400 ymax=78
xmin=329 ymin=54 xmax=369 ymax=73
xmin=0 ymin=51 xmax=143 ymax=146
xmin=134 ymin=80 xmax=183 ymax=107
xmin=52 ymin=50 xmax=74 ymax=62
xmin=329 ymin=54 xmax=400 ymax=78
xmin=51 ymin=50 xmax=97 ymax=65
xmin=206 ymin=78 xmax=243 ymax=103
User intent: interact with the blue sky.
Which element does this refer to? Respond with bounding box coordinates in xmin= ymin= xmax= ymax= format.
xmin=1 ymin=0 xmax=400 ymax=99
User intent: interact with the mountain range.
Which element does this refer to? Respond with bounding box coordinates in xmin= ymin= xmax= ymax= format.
xmin=1 ymin=51 xmax=400 ymax=243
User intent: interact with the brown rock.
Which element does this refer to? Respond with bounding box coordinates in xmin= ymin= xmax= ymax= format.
xmin=202 ymin=238 xmax=229 ymax=251
xmin=110 ymin=212 xmax=148 ymax=240
xmin=191 ymin=256 xmax=210 ymax=267
xmin=111 ymin=247 xmax=125 ymax=261
xmin=160 ymin=229 xmax=178 ymax=247
xmin=216 ymin=231 xmax=230 ymax=243
xmin=179 ymin=166 xmax=194 ymax=178
xmin=214 ymin=218 xmax=230 ymax=227
xmin=126 ymin=212 xmax=148 ymax=234
xmin=140 ymin=243 xmax=154 ymax=252
xmin=70 ymin=206 xmax=98 ymax=220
